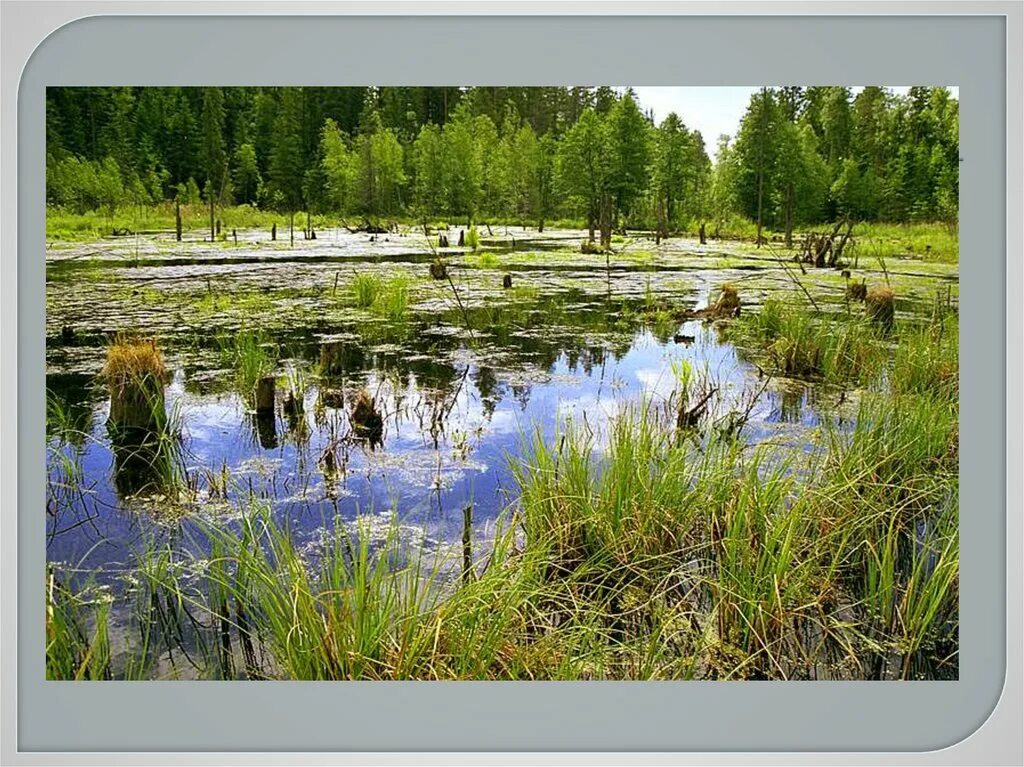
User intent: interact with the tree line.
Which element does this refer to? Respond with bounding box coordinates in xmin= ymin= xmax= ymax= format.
xmin=46 ymin=86 xmax=958 ymax=241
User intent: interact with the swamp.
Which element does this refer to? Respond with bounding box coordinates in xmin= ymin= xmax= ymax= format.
xmin=45 ymin=86 xmax=959 ymax=681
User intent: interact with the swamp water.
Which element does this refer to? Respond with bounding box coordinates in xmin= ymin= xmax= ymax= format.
xmin=45 ymin=227 xmax=958 ymax=677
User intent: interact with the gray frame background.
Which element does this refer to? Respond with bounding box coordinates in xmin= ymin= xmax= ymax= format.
xmin=2 ymin=3 xmax=1021 ymax=765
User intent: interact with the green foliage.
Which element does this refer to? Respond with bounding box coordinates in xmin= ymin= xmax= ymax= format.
xmin=218 ymin=330 xmax=278 ymax=397
xmin=45 ymin=86 xmax=958 ymax=232
xmin=348 ymin=273 xmax=410 ymax=320
xmin=556 ymin=108 xmax=611 ymax=230
xmin=232 ymin=142 xmax=261 ymax=205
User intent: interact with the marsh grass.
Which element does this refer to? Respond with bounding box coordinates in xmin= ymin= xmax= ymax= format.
xmin=853 ymin=222 xmax=958 ymax=264
xmin=349 ymin=273 xmax=411 ymax=320
xmin=350 ymin=273 xmax=381 ymax=308
xmin=728 ymin=299 xmax=886 ymax=382
xmin=46 ymin=392 xmax=91 ymax=516
xmin=473 ymin=251 xmax=501 ymax=269
xmin=46 ymin=203 xmax=308 ymax=242
xmin=103 ymin=337 xmax=167 ymax=400
xmin=217 ymin=331 xmax=278 ymax=400
xmin=46 ymin=569 xmax=113 ymax=680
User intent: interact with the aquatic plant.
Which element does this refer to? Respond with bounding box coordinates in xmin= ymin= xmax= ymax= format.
xmin=728 ymin=300 xmax=885 ymax=382
xmin=350 ymin=273 xmax=381 ymax=308
xmin=46 ymin=569 xmax=111 ymax=680
xmin=47 ymin=367 xmax=958 ymax=681
xmin=474 ymin=251 xmax=500 ymax=269
xmin=374 ymin=274 xmax=410 ymax=321
xmin=103 ymin=337 xmax=168 ymax=428
xmin=349 ymin=273 xmax=410 ymax=320
xmin=218 ymin=330 xmax=278 ymax=399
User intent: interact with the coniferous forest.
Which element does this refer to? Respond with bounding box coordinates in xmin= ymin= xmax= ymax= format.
xmin=46 ymin=86 xmax=958 ymax=682
xmin=47 ymin=86 xmax=958 ymax=238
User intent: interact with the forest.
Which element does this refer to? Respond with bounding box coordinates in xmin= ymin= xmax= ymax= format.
xmin=46 ymin=85 xmax=959 ymax=242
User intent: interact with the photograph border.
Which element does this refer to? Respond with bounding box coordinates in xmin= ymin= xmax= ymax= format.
xmin=3 ymin=2 xmax=1021 ymax=764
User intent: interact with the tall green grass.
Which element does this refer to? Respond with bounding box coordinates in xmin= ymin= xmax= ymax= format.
xmin=217 ymin=330 xmax=278 ymax=397
xmin=348 ymin=273 xmax=410 ymax=320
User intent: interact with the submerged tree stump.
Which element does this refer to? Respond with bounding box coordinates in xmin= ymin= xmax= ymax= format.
xmin=319 ymin=342 xmax=353 ymax=378
xmin=254 ymin=376 xmax=276 ymax=414
xmin=430 ymin=259 xmax=448 ymax=280
xmin=103 ymin=339 xmax=171 ymax=497
xmin=865 ymin=287 xmax=896 ymax=328
xmin=458 ymin=230 xmax=465 ymax=247
xmin=350 ymin=389 xmax=384 ymax=448
xmin=271 ymin=223 xmax=277 ymax=241
xmin=846 ymin=281 xmax=868 ymax=301
xmin=502 ymin=273 xmax=513 ymax=289
xmin=104 ymin=339 xmax=168 ymax=432
xmin=713 ymin=284 xmax=741 ymax=318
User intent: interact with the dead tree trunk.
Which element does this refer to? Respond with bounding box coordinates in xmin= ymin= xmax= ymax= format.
xmin=599 ymin=193 xmax=613 ymax=251
xmin=755 ymin=167 xmax=764 ymax=248
xmin=784 ymin=184 xmax=794 ymax=249
xmin=175 ymin=201 xmax=182 ymax=242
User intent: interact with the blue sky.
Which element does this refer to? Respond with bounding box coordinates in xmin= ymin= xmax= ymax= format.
xmin=628 ymin=86 xmax=959 ymax=160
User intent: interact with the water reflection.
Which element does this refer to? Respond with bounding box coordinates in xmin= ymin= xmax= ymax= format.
xmin=45 ymin=290 xmax=825 ymax=588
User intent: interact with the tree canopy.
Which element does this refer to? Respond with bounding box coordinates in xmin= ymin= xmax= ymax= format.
xmin=46 ymin=86 xmax=958 ymax=232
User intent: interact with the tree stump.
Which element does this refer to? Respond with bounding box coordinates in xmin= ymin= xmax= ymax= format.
xmin=502 ymin=274 xmax=513 ymax=289
xmin=271 ymin=223 xmax=277 ymax=241
xmin=847 ymin=282 xmax=868 ymax=301
xmin=865 ymin=287 xmax=895 ymax=328
xmin=254 ymin=376 xmax=276 ymax=414
xmin=430 ymin=259 xmax=448 ymax=280
xmin=350 ymin=389 xmax=384 ymax=448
